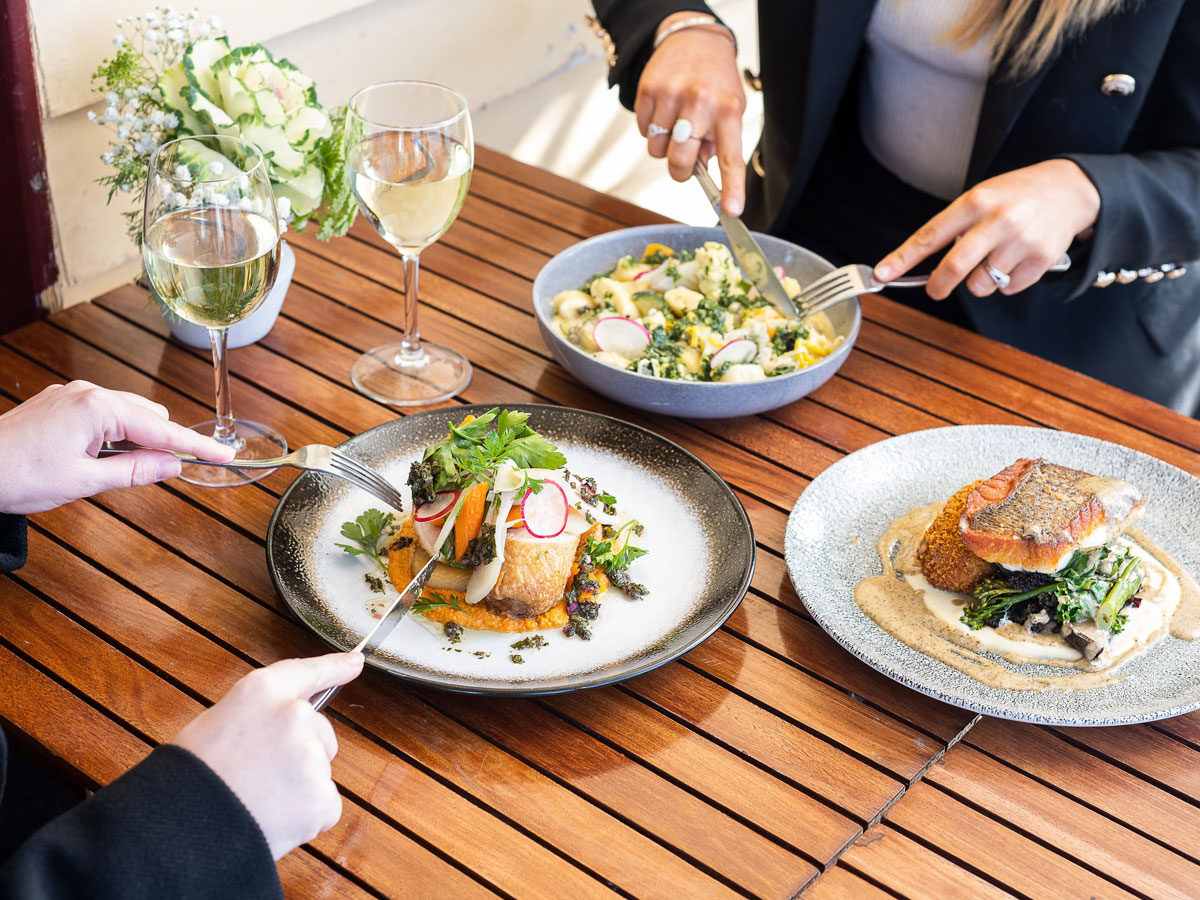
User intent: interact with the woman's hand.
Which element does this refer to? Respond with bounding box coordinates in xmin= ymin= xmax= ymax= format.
xmin=635 ymin=14 xmax=746 ymax=215
xmin=172 ymin=652 xmax=364 ymax=861
xmin=0 ymin=381 xmax=235 ymax=514
xmin=874 ymin=160 xmax=1102 ymax=299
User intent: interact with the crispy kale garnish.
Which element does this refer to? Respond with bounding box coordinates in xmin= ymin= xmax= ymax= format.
xmin=460 ymin=523 xmax=497 ymax=567
xmin=420 ymin=409 xmax=566 ymax=492
xmin=407 ymin=460 xmax=438 ymax=508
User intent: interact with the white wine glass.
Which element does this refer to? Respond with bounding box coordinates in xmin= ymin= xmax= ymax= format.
xmin=345 ymin=81 xmax=474 ymax=405
xmin=142 ymin=134 xmax=286 ymax=487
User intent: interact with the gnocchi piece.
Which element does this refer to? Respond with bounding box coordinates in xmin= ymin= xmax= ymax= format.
xmin=612 ymin=255 xmax=653 ymax=282
xmin=553 ymin=289 xmax=594 ymax=320
xmin=592 ymin=350 xmax=630 ymax=368
xmin=719 ymin=364 xmax=768 ymax=384
xmin=589 ymin=277 xmax=639 ymax=318
xmin=664 ymin=287 xmax=703 ymax=316
xmin=695 ymin=242 xmax=741 ymax=297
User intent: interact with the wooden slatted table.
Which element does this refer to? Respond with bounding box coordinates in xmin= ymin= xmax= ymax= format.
xmin=3 ymin=146 xmax=1200 ymax=899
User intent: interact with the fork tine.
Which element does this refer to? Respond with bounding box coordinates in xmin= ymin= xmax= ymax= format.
xmin=801 ymin=286 xmax=858 ymax=318
xmin=330 ymin=454 xmax=405 ymax=509
xmin=796 ymin=270 xmax=842 ymax=301
xmin=797 ymin=276 xmax=852 ymax=313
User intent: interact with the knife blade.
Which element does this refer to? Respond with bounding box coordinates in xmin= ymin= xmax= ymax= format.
xmin=693 ymin=160 xmax=799 ymax=318
xmin=310 ymin=554 xmax=439 ymax=711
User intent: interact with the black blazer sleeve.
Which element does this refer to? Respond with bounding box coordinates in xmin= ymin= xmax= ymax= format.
xmin=591 ymin=0 xmax=722 ymax=110
xmin=0 ymin=515 xmax=27 ymax=574
xmin=0 ymin=744 xmax=282 ymax=900
xmin=1060 ymin=4 xmax=1200 ymax=297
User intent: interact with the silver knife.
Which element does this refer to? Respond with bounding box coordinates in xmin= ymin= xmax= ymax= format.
xmin=693 ymin=160 xmax=799 ymax=317
xmin=309 ymin=554 xmax=439 ymax=711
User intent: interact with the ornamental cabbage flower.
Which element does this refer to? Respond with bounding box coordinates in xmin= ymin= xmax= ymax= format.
xmin=158 ymin=37 xmax=334 ymax=228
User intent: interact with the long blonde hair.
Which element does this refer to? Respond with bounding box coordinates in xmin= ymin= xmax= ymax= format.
xmin=945 ymin=0 xmax=1130 ymax=79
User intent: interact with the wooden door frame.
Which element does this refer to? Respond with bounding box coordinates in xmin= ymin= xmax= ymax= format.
xmin=0 ymin=0 xmax=57 ymax=334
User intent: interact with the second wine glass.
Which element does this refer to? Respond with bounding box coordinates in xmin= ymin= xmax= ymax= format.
xmin=345 ymin=80 xmax=474 ymax=406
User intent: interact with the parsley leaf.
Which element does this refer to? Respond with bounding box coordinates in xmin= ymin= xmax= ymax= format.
xmin=410 ymin=590 xmax=464 ymax=617
xmin=335 ymin=508 xmax=394 ymax=570
xmin=420 ymin=408 xmax=566 ymax=489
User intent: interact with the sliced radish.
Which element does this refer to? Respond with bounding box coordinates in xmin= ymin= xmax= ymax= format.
xmin=521 ymin=481 xmax=569 ymax=538
xmin=593 ymin=316 xmax=650 ymax=358
xmin=710 ymin=338 xmax=758 ymax=369
xmin=772 ymin=264 xmax=786 ymax=279
xmin=634 ymin=259 xmax=669 ymax=281
xmin=413 ymin=490 xmax=459 ymax=522
xmin=413 ymin=517 xmax=442 ymax=557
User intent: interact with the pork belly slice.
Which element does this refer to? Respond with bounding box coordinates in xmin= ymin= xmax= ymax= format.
xmin=485 ymin=527 xmax=578 ymax=618
xmin=959 ymin=458 xmax=1145 ymax=574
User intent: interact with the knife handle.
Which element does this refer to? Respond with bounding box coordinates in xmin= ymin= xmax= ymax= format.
xmin=310 ymin=684 xmax=342 ymax=712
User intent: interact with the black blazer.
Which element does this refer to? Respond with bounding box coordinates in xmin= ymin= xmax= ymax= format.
xmin=593 ymin=0 xmax=1200 ymax=414
xmin=0 ymin=514 xmax=282 ymax=900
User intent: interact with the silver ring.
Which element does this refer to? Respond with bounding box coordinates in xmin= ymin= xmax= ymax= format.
xmin=671 ymin=118 xmax=695 ymax=142
xmin=647 ymin=123 xmax=669 ymax=138
xmin=985 ymin=260 xmax=1011 ymax=290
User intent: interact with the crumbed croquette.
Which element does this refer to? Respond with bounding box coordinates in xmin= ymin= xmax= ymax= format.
xmin=917 ymin=481 xmax=995 ymax=592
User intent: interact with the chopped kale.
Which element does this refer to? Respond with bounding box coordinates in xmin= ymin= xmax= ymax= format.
xmin=443 ymin=622 xmax=464 ymax=644
xmin=510 ymin=654 xmax=525 ymax=664
xmin=460 ymin=523 xmax=497 ymax=567
xmin=771 ymin=322 xmax=810 ymax=356
xmin=364 ymin=573 xmax=387 ymax=594
xmin=677 ymin=249 xmax=695 ymax=262
xmin=692 ymin=297 xmax=730 ymax=332
xmin=510 ymin=635 xmax=548 ymax=651
xmin=642 ymin=249 xmax=671 ymax=265
xmin=407 ymin=460 xmax=438 ymax=507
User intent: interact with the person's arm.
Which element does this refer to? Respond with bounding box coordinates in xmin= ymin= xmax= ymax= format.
xmin=0 ymin=746 xmax=281 ymax=900
xmin=875 ymin=7 xmax=1200 ymax=301
xmin=592 ymin=1 xmax=746 ymax=215
xmin=1057 ymin=3 xmax=1200 ymax=298
xmin=0 ymin=514 xmax=26 ymax=573
xmin=0 ymin=653 xmax=364 ymax=900
xmin=592 ymin=1 xmax=718 ymax=110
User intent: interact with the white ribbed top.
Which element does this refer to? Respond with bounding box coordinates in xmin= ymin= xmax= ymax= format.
xmin=858 ymin=0 xmax=993 ymax=200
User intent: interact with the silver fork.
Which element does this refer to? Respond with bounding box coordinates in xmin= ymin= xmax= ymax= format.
xmin=795 ymin=253 xmax=1072 ymax=318
xmin=101 ymin=441 xmax=406 ymax=511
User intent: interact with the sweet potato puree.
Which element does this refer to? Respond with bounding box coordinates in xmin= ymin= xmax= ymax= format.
xmin=387 ymin=519 xmax=570 ymax=633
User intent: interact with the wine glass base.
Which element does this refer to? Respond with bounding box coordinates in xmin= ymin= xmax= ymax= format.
xmin=180 ymin=419 xmax=287 ymax=487
xmin=351 ymin=342 xmax=472 ymax=406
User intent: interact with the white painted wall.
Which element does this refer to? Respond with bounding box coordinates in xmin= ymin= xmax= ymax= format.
xmin=30 ymin=0 xmax=758 ymax=308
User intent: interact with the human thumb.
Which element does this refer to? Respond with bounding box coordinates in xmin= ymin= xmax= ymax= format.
xmin=96 ymin=448 xmax=183 ymax=490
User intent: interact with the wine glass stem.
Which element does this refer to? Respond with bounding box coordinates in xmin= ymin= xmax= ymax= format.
xmin=208 ymin=327 xmax=244 ymax=450
xmin=400 ymin=250 xmax=422 ymax=360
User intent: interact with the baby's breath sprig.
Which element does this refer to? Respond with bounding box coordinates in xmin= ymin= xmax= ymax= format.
xmin=90 ymin=6 xmax=225 ymax=243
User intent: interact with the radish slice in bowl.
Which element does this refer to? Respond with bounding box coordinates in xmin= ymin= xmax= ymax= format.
xmin=710 ymin=338 xmax=758 ymax=370
xmin=520 ymin=481 xmax=569 ymax=538
xmin=593 ymin=317 xmax=650 ymax=359
xmin=414 ymin=490 xmax=459 ymax=522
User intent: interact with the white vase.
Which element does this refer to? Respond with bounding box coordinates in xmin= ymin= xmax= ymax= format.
xmin=165 ymin=239 xmax=295 ymax=349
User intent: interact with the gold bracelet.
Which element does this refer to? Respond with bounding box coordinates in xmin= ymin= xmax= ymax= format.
xmin=584 ymin=15 xmax=617 ymax=68
xmin=652 ymin=16 xmax=737 ymax=53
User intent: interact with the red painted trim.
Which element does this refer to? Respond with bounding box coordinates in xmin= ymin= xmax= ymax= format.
xmin=0 ymin=0 xmax=57 ymax=333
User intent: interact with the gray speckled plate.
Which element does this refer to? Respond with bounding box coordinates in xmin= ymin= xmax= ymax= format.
xmin=267 ymin=404 xmax=754 ymax=695
xmin=785 ymin=425 xmax=1200 ymax=725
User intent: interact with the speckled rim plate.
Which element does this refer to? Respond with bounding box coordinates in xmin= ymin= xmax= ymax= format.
xmin=267 ymin=404 xmax=755 ymax=695
xmin=785 ymin=425 xmax=1200 ymax=725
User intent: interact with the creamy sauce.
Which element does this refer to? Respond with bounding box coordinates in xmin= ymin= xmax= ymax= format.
xmin=854 ymin=502 xmax=1199 ymax=692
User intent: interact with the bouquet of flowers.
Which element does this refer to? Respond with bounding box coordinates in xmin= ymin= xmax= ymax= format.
xmin=91 ymin=5 xmax=356 ymax=243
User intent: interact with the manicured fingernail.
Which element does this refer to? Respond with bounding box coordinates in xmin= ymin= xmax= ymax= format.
xmin=726 ymin=197 xmax=743 ymax=217
xmin=874 ymin=262 xmax=895 ymax=282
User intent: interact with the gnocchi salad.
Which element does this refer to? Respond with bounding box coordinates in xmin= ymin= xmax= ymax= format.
xmin=551 ymin=241 xmax=844 ymax=383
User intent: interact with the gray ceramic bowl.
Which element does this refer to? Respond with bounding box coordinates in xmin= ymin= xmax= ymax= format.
xmin=532 ymin=224 xmax=861 ymax=418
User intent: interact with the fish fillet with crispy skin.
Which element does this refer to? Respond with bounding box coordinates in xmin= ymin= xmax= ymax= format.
xmin=918 ymin=481 xmax=995 ymax=592
xmin=959 ymin=458 xmax=1146 ymax=573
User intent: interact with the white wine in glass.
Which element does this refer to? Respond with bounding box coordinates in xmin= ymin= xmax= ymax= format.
xmin=142 ymin=135 xmax=286 ymax=487
xmin=345 ymin=81 xmax=474 ymax=406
